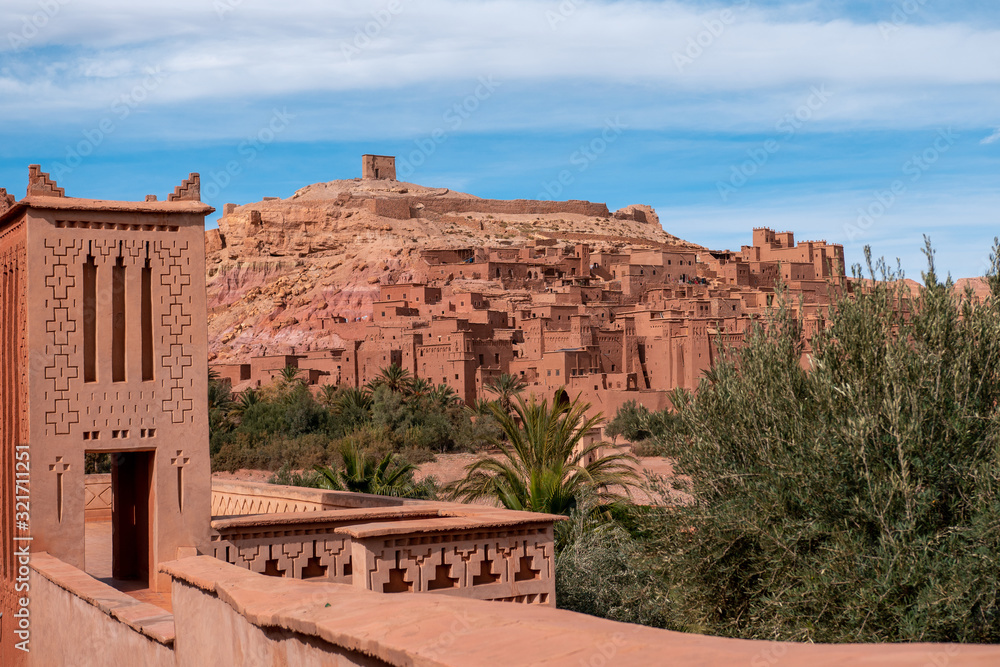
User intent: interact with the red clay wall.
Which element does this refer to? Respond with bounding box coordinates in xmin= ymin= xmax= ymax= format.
xmin=0 ymin=216 xmax=26 ymax=667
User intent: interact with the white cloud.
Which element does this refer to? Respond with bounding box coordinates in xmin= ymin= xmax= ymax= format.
xmin=981 ymin=128 xmax=1000 ymax=145
xmin=2 ymin=0 xmax=999 ymax=134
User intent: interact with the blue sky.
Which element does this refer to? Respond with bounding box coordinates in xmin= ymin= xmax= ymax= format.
xmin=1 ymin=0 xmax=998 ymax=278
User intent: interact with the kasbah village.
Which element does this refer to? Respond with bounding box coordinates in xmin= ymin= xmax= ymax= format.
xmin=1 ymin=157 xmax=998 ymax=666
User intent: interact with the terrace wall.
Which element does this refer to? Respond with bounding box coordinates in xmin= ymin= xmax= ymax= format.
xmin=30 ymin=553 xmax=174 ymax=667
xmin=209 ymin=481 xmax=558 ymax=606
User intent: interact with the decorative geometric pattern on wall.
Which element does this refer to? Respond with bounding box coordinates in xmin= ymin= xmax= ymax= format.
xmin=212 ymin=534 xmax=354 ymax=585
xmin=84 ymin=477 xmax=113 ymax=514
xmin=155 ymin=240 xmax=195 ymax=424
xmin=363 ymin=530 xmax=553 ymax=604
xmin=42 ymin=238 xmax=83 ymax=436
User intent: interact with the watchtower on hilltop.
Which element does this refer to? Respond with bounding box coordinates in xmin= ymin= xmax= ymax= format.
xmin=362 ymin=154 xmax=396 ymax=180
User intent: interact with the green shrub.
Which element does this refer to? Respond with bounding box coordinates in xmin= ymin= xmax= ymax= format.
xmin=211 ymin=432 xmax=334 ymax=472
xmin=555 ymin=507 xmax=667 ymax=627
xmin=268 ymin=462 xmax=327 ymax=488
xmin=640 ymin=243 xmax=1000 ymax=643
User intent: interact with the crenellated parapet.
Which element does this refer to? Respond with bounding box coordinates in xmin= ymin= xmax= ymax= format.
xmin=27 ymin=164 xmax=66 ymax=197
xmin=168 ymin=173 xmax=201 ymax=202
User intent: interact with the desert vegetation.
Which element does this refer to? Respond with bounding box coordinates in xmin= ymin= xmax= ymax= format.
xmin=593 ymin=241 xmax=1000 ymax=642
xmin=446 ymin=394 xmax=641 ymax=514
xmin=208 ymin=363 xmax=501 ymax=473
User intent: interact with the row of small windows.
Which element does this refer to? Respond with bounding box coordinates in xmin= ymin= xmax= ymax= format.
xmin=82 ymin=428 xmax=156 ymax=441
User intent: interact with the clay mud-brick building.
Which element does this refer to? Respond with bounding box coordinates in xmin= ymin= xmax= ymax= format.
xmin=362 ymin=154 xmax=397 ymax=181
xmin=0 ymin=165 xmax=215 ymax=642
xmin=204 ymin=164 xmax=847 ymax=429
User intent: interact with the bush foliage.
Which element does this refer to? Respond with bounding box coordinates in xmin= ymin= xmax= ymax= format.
xmin=633 ymin=242 xmax=1000 ymax=642
xmin=209 ymin=364 xmax=501 ymax=473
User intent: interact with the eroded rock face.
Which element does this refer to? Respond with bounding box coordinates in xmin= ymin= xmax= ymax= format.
xmin=0 ymin=188 xmax=15 ymax=216
xmin=205 ymin=178 xmax=689 ymax=361
xmin=613 ymin=205 xmax=659 ymax=226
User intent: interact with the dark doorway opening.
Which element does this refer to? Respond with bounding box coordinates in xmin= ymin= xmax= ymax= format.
xmin=111 ymin=451 xmax=154 ymax=583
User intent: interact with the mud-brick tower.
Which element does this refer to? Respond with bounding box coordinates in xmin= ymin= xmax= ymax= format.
xmin=0 ymin=166 xmax=214 ymax=656
xmin=362 ymin=154 xmax=396 ymax=180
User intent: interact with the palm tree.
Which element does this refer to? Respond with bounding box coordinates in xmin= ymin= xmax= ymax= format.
xmin=466 ymin=398 xmax=498 ymax=417
xmin=208 ymin=371 xmax=233 ymax=412
xmin=279 ymin=365 xmax=303 ymax=387
xmin=330 ymin=386 xmax=373 ymax=429
xmin=483 ymin=373 xmax=527 ymax=413
xmin=430 ymin=383 xmax=462 ymax=409
xmin=208 ymin=370 xmax=234 ymax=432
xmin=448 ymin=395 xmax=641 ymax=515
xmin=410 ymin=377 xmax=434 ymax=398
xmin=318 ymin=384 xmax=339 ymax=408
xmin=230 ymin=388 xmax=260 ymax=418
xmin=365 ymin=363 xmax=413 ymax=395
xmin=314 ymin=442 xmax=426 ymax=497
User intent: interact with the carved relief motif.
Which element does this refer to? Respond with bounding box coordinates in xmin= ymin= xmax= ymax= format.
xmin=363 ymin=529 xmax=554 ymax=604
xmin=210 ymin=492 xmax=328 ymax=517
xmin=212 ymin=533 xmax=353 ymax=584
xmin=42 ymin=238 xmax=83 ymax=436
xmin=84 ymin=477 xmax=113 ymax=515
xmin=155 ymin=240 xmax=195 ymax=424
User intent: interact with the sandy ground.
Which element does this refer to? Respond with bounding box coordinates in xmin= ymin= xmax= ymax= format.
xmin=212 ymin=451 xmax=691 ymax=506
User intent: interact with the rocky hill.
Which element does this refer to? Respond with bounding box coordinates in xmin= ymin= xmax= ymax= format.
xmin=206 ymin=178 xmax=695 ymax=361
